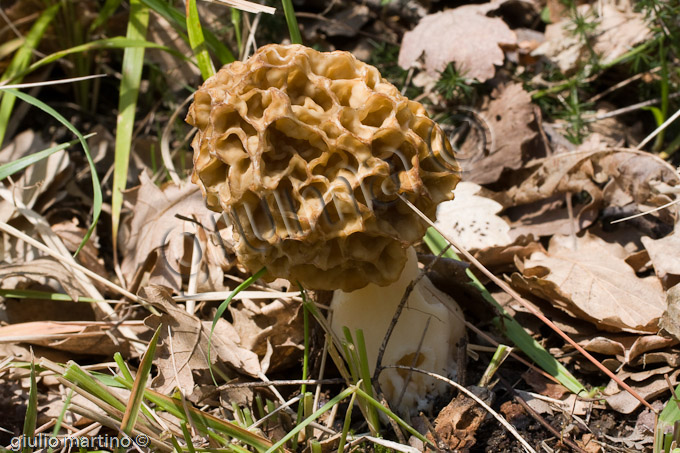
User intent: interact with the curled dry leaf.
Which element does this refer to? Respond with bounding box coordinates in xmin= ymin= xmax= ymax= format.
xmin=142 ymin=285 xmax=261 ymax=394
xmin=398 ymin=2 xmax=516 ymax=81
xmin=228 ymin=297 xmax=304 ymax=373
xmin=533 ymin=4 xmax=652 ymax=74
xmin=462 ymin=83 xmax=543 ymax=185
xmin=0 ymin=257 xmax=88 ymax=302
xmin=512 ymin=233 xmax=666 ymax=333
xmin=641 ymin=233 xmax=680 ymax=288
xmin=120 ymin=172 xmax=235 ymax=293
xmin=0 ymin=130 xmax=71 ymax=223
xmin=660 ymin=284 xmax=680 ymax=341
xmin=496 ymin=149 xmax=679 ymax=238
xmin=435 ymin=181 xmax=512 ymax=251
xmin=577 ymin=334 xmax=678 ymax=365
xmin=605 ymin=370 xmax=679 ymax=414
xmin=0 ymin=321 xmax=138 ymax=356
xmin=473 ymin=234 xmax=544 ymax=274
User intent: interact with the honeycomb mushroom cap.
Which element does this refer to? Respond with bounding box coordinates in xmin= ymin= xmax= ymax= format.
xmin=187 ymin=44 xmax=460 ymax=291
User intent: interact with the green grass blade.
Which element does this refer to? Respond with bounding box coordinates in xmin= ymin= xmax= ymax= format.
xmin=355 ymin=329 xmax=380 ymax=434
xmin=655 ymin=383 xmax=680 ymax=453
xmin=89 ymin=0 xmax=122 ymax=33
xmin=120 ymin=325 xmax=161 ymax=438
xmin=140 ymin=0 xmax=234 ymax=64
xmin=281 ymin=0 xmax=302 ymax=44
xmin=48 ymin=389 xmax=74 ymax=453
xmin=63 ymin=362 xmax=127 ymax=412
xmin=11 ymin=38 xmax=185 ymax=83
xmin=5 ymin=89 xmax=101 ymax=256
xmin=0 ymin=135 xmax=89 ymax=181
xmin=337 ymin=390 xmax=357 ymax=453
xmin=265 ymin=387 xmax=356 ymax=453
xmin=113 ymin=352 xmax=134 ymax=383
xmin=0 ymin=288 xmax=99 ymax=303
xmin=21 ymin=357 xmax=38 ymax=453
xmin=114 ymin=378 xmax=273 ymax=452
xmin=0 ymin=4 xmax=60 ymax=146
xmin=185 ymin=0 xmax=215 ymax=80
xmin=111 ymin=0 xmax=150 ymax=257
xmin=180 ymin=422 xmax=196 ymax=453
xmin=354 ymin=386 xmax=432 ymax=447
xmin=424 ymin=228 xmax=586 ymax=395
xmin=231 ymin=8 xmax=242 ymax=55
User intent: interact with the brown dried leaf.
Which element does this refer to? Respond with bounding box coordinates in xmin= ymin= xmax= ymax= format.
xmin=0 ymin=321 xmax=138 ymax=356
xmin=434 ymin=181 xmax=511 ymax=251
xmin=605 ymin=370 xmax=679 ymax=414
xmin=228 ymin=297 xmax=303 ymax=373
xmin=427 ymin=386 xmax=492 ymax=450
xmin=0 ymin=257 xmax=87 ymax=301
xmin=0 ymin=130 xmax=71 ymax=222
xmin=660 ymin=284 xmax=680 ymax=341
xmin=142 ymin=285 xmax=261 ymax=394
xmin=578 ymin=334 xmax=677 ymax=364
xmin=642 ymin=234 xmax=680 ymax=288
xmin=398 ymin=3 xmax=516 ymax=81
xmin=473 ymin=234 xmax=544 ymax=274
xmin=534 ymin=4 xmax=651 ymax=74
xmin=497 ymin=149 xmax=679 ymax=238
xmin=464 ymin=84 xmax=542 ymax=184
xmin=121 ymin=172 xmax=235 ymax=293
xmin=512 ymin=233 xmax=666 ymax=333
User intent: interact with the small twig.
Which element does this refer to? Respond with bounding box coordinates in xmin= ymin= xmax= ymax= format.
xmin=610 ymin=198 xmax=680 ymax=224
xmin=203 ymin=378 xmax=344 ymax=395
xmin=584 ymin=91 xmax=680 ymax=122
xmin=498 ymin=376 xmax=587 ymax=453
xmin=0 ymin=74 xmax=107 ymax=89
xmin=398 ymin=194 xmax=658 ymax=413
xmin=586 ymin=67 xmax=660 ymax=104
xmin=383 ymin=365 xmax=537 ymax=453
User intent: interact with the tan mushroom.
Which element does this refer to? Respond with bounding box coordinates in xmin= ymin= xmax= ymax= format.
xmin=187 ymin=44 xmax=465 ymax=412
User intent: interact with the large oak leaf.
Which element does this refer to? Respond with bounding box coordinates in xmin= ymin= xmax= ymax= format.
xmin=512 ymin=233 xmax=666 ymax=333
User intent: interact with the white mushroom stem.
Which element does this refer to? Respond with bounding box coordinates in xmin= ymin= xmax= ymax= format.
xmin=330 ymin=247 xmax=465 ymax=413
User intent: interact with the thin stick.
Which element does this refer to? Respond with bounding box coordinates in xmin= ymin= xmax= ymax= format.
xmin=637 ymin=106 xmax=680 ymax=150
xmin=383 ymin=365 xmax=537 ymax=453
xmin=498 ymin=376 xmax=587 ymax=453
xmin=0 ymin=74 xmax=106 ymax=89
xmin=610 ymin=198 xmax=680 ymax=224
xmin=398 ymin=195 xmax=657 ymax=413
xmin=586 ymin=67 xmax=660 ymax=104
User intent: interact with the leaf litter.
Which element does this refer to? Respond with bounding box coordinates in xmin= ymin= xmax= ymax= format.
xmin=1 ymin=0 xmax=680 ymax=450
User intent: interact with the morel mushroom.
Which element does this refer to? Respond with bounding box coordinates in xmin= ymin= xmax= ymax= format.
xmin=187 ymin=44 xmax=465 ymax=411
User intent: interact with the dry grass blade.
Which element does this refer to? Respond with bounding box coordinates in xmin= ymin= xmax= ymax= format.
xmin=205 ymin=0 xmax=276 ymax=15
xmin=398 ymin=194 xmax=657 ymax=413
xmin=0 ymin=220 xmax=141 ymax=304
